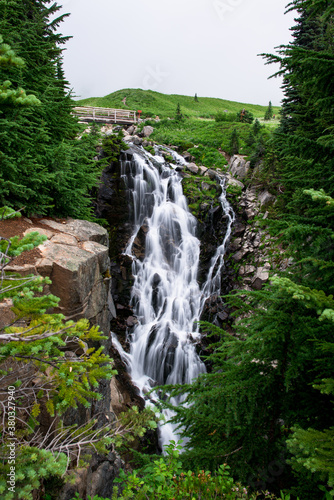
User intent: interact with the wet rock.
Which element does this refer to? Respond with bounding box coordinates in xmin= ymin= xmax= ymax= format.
xmin=126 ymin=316 xmax=138 ymax=327
xmin=228 ymin=238 xmax=242 ymax=252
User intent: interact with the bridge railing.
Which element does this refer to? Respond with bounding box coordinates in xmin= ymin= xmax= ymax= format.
xmin=73 ymin=106 xmax=137 ymax=123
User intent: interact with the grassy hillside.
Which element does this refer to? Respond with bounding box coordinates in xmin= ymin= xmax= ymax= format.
xmin=77 ymin=88 xmax=280 ymax=120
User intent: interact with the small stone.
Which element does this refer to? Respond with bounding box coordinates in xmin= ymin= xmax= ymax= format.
xmin=217 ymin=311 xmax=229 ymax=321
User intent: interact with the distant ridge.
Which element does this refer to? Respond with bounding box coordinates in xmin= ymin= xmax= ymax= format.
xmin=76 ymin=88 xmax=280 ymax=120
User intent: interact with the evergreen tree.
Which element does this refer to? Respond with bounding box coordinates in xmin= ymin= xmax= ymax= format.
xmin=264 ymin=100 xmax=273 ymax=120
xmin=230 ymin=128 xmax=239 ymax=154
xmin=0 ymin=1 xmax=101 ymax=217
xmin=253 ymin=118 xmax=261 ymax=135
xmin=237 ymin=109 xmax=254 ymax=124
xmin=194 ymin=93 xmax=199 ymax=102
xmin=175 ymin=102 xmax=183 ymax=121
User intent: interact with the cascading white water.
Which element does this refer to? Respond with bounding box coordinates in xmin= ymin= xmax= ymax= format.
xmin=117 ymin=146 xmax=234 ymax=448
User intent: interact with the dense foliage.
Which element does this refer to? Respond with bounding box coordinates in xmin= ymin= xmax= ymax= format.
xmin=161 ymin=1 xmax=334 ymax=498
xmin=0 ymin=0 xmax=101 ymax=218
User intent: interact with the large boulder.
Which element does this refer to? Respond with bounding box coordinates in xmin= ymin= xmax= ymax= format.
xmin=7 ymin=219 xmax=111 ymax=335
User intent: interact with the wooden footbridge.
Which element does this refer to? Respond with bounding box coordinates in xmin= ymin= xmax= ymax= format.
xmin=73 ymin=106 xmax=137 ymax=124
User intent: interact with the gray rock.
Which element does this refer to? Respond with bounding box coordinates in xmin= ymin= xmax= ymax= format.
xmin=187 ymin=162 xmax=199 ymax=174
xmin=51 ymin=233 xmax=78 ymax=246
xmin=233 ymin=223 xmax=246 ymax=237
xmin=126 ymin=125 xmax=137 ymax=135
xmin=229 ymin=155 xmax=250 ymax=180
xmin=40 ymin=219 xmax=109 ymax=246
xmin=123 ymin=135 xmax=133 ymax=142
xmin=231 ymin=249 xmax=249 ymax=262
xmin=229 ymin=238 xmax=242 ymax=252
xmin=142 ymin=125 xmax=154 ymax=137
xmin=198 ymin=166 xmax=208 ymax=175
xmin=131 ymin=135 xmax=143 ymax=145
xmin=252 ymin=267 xmax=270 ymax=290
xmin=258 ymin=190 xmax=276 ymax=207
xmin=225 ymin=173 xmax=244 ymax=190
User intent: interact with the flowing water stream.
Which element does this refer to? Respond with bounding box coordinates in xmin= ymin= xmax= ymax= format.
xmin=114 ymin=146 xmax=234 ymax=448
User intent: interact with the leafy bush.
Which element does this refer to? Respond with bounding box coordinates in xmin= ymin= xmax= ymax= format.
xmin=215 ymin=111 xmax=237 ymax=122
xmin=113 ymin=441 xmax=257 ymax=499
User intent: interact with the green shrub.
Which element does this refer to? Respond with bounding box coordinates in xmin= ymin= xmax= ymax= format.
xmin=102 ymin=132 xmax=129 ymax=162
xmin=113 ymin=441 xmax=254 ymax=499
xmin=215 ymin=111 xmax=237 ymax=122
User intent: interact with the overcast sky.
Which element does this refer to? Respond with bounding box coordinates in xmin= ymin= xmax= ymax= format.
xmin=58 ymin=0 xmax=296 ymax=106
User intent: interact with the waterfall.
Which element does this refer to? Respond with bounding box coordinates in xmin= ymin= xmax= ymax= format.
xmin=115 ymin=146 xmax=234 ymax=448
